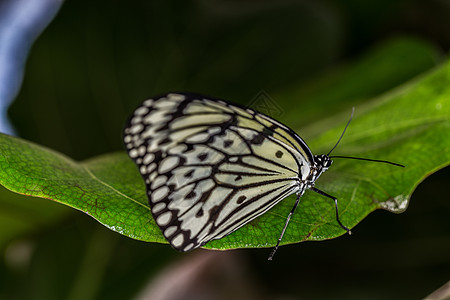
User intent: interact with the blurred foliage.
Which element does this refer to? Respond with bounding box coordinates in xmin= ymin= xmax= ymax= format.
xmin=1 ymin=0 xmax=450 ymax=299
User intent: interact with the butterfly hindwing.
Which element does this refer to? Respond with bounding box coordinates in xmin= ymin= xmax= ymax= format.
xmin=124 ymin=93 xmax=314 ymax=251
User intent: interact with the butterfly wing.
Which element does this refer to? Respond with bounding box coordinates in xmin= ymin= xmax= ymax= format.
xmin=124 ymin=93 xmax=315 ymax=251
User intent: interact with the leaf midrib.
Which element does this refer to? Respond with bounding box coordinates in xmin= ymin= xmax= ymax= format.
xmin=81 ymin=164 xmax=150 ymax=211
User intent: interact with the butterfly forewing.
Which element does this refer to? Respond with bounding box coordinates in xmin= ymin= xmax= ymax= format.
xmin=124 ymin=93 xmax=314 ymax=251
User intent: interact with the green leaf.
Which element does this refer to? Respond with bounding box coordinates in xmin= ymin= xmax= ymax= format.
xmin=1 ymin=60 xmax=449 ymax=251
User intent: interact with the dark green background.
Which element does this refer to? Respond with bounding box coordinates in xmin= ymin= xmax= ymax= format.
xmin=2 ymin=0 xmax=450 ymax=299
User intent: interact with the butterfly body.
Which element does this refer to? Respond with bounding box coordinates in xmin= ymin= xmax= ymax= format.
xmin=124 ymin=93 xmax=336 ymax=252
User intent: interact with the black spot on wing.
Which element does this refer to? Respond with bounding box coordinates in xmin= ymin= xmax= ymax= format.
xmin=262 ymin=126 xmax=275 ymax=137
xmin=197 ymin=153 xmax=208 ymax=161
xmin=209 ymin=205 xmax=221 ymax=218
xmin=186 ymin=191 xmax=196 ymax=199
xmin=237 ymin=195 xmax=246 ymax=204
xmin=158 ymin=137 xmax=172 ymax=146
xmin=250 ymin=133 xmax=265 ymax=145
xmin=223 ymin=140 xmax=233 ymax=148
xmin=184 ymin=170 xmax=194 ymax=178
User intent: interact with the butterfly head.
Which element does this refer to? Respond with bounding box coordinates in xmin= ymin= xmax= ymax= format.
xmin=314 ymin=154 xmax=333 ymax=171
xmin=304 ymin=155 xmax=332 ymax=187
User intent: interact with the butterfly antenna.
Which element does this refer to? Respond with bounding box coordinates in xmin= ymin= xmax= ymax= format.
xmin=327 ymin=107 xmax=354 ymax=156
xmin=326 ymin=108 xmax=405 ymax=168
xmin=329 ymin=156 xmax=405 ymax=167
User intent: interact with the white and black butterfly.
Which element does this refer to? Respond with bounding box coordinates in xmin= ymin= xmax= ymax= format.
xmin=123 ymin=93 xmax=403 ymax=259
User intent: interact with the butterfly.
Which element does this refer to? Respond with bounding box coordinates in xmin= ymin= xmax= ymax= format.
xmin=123 ymin=93 xmax=403 ymax=259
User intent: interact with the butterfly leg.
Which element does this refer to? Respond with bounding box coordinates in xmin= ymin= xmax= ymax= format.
xmin=268 ymin=193 xmax=301 ymax=261
xmin=310 ymin=187 xmax=352 ymax=235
